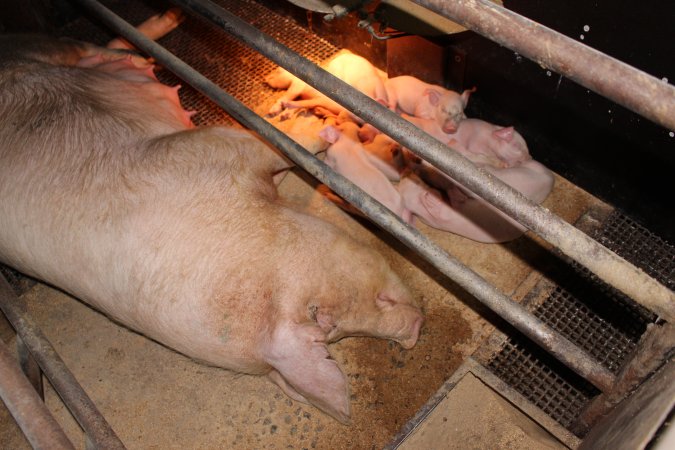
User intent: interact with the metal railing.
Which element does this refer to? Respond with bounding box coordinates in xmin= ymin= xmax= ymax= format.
xmin=0 ymin=276 xmax=126 ymax=450
xmin=72 ymin=0 xmax=645 ymax=391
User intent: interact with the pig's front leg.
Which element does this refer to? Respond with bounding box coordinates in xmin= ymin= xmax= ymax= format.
xmin=398 ymin=175 xmax=526 ymax=243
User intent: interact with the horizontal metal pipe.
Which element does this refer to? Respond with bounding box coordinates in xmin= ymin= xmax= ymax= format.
xmin=73 ymin=0 xmax=616 ymax=391
xmin=0 ymin=333 xmax=75 ymax=450
xmin=166 ymin=0 xmax=675 ymax=323
xmin=0 ymin=276 xmax=126 ymax=450
xmin=413 ymin=0 xmax=675 ymax=132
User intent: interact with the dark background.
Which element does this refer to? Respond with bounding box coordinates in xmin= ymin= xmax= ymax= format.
xmin=442 ymin=0 xmax=674 ymax=242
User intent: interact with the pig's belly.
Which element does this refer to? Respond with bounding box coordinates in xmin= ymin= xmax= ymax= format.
xmin=0 ymin=63 xmax=276 ymax=374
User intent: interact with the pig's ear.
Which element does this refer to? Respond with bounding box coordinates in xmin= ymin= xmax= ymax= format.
xmin=262 ymin=321 xmax=351 ymax=423
xmin=461 ymin=87 xmax=477 ymax=107
xmin=319 ymin=125 xmax=341 ymax=144
xmin=493 ymin=126 xmax=514 ymax=142
xmin=423 ymin=89 xmax=441 ymax=106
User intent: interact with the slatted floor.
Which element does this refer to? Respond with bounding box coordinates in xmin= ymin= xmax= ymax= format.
xmin=486 ymin=209 xmax=670 ymax=434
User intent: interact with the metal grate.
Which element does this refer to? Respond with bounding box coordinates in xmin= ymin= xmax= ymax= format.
xmin=59 ymin=0 xmax=339 ymax=126
xmin=486 ymin=209 xmax=672 ymax=434
xmin=487 ymin=339 xmax=598 ymax=428
xmin=594 ymin=209 xmax=675 ymax=291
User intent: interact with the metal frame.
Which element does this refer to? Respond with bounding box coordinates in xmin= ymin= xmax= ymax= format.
xmin=0 ymin=337 xmax=74 ymax=450
xmin=0 ymin=276 xmax=126 ymax=450
xmin=72 ymin=0 xmax=618 ymax=391
xmin=5 ymin=0 xmax=672 ymax=444
xmin=160 ymin=0 xmax=675 ymax=324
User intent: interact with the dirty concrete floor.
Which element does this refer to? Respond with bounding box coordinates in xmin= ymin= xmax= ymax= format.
xmin=398 ymin=373 xmax=568 ymax=450
xmin=0 ymin=166 xmax=599 ymax=449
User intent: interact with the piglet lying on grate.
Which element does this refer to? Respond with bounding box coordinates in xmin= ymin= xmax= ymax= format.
xmin=0 ymin=31 xmax=424 ymax=424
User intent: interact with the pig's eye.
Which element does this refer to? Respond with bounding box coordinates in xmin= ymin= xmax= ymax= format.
xmin=376 ymin=294 xmax=397 ymax=310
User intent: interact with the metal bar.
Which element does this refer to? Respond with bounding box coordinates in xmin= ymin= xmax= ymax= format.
xmin=412 ymin=0 xmax=675 ymax=132
xmin=17 ymin=335 xmax=44 ymax=399
xmin=0 ymin=332 xmax=75 ymax=450
xmin=167 ymin=0 xmax=674 ymax=322
xmin=0 ymin=276 xmax=126 ymax=450
xmin=72 ymin=0 xmax=616 ymax=391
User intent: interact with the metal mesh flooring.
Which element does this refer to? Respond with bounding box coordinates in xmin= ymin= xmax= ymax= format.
xmin=59 ymin=0 xmax=339 ymax=126
xmin=486 ymin=209 xmax=672 ymax=434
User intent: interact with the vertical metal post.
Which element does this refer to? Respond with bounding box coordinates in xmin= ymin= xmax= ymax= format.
xmin=17 ymin=335 xmax=44 ymax=399
xmin=0 ymin=276 xmax=126 ymax=450
xmin=0 ymin=338 xmax=75 ymax=450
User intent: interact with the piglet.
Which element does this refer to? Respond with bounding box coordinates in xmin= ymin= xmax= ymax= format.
xmin=402 ymin=114 xmax=506 ymax=168
xmin=107 ymin=7 xmax=185 ymax=50
xmin=319 ymin=122 xmax=412 ymax=223
xmin=266 ymin=50 xmax=387 ymax=117
xmin=400 ymin=160 xmax=555 ymax=243
xmin=452 ymin=118 xmax=532 ymax=168
xmin=385 ymin=75 xmax=474 ymax=133
xmin=398 ymin=174 xmax=528 ymax=243
xmin=0 ymin=35 xmax=423 ymax=424
xmin=362 ymin=133 xmax=407 ymax=181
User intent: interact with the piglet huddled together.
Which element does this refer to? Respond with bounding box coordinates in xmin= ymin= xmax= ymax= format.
xmin=0 ymin=32 xmax=423 ymax=423
xmin=265 ymin=50 xmax=555 ymax=243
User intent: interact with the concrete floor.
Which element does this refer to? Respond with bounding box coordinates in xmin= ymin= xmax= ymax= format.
xmin=0 ymin=161 xmax=599 ymax=449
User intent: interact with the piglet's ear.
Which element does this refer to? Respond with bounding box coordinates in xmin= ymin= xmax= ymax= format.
xmin=319 ymin=125 xmax=341 ymax=144
xmin=423 ymin=88 xmax=441 ymax=106
xmin=493 ymin=126 xmax=514 ymax=143
xmin=461 ymin=87 xmax=477 ymax=108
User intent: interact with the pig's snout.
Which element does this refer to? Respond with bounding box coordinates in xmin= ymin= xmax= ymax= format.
xmin=442 ymin=118 xmax=460 ymax=134
xmin=376 ymin=298 xmax=425 ymax=349
xmin=399 ymin=314 xmax=424 ymax=349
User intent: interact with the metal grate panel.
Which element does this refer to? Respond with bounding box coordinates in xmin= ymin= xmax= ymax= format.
xmin=594 ymin=209 xmax=675 ymax=291
xmin=486 ymin=339 xmax=598 ymax=428
xmin=486 ymin=209 xmax=672 ymax=434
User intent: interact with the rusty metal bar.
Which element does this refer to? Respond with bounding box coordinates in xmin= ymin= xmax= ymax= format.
xmin=0 ymin=276 xmax=126 ymax=450
xmin=17 ymin=334 xmax=44 ymax=399
xmin=0 ymin=335 xmax=75 ymax=450
xmin=73 ymin=0 xmax=616 ymax=391
xmin=412 ymin=0 xmax=675 ymax=132
xmin=164 ymin=1 xmax=673 ymax=319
